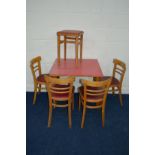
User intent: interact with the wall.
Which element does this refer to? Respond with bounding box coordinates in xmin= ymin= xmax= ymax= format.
xmin=26 ymin=0 xmax=129 ymax=93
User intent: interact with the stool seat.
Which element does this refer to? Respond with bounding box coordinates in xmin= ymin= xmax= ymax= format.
xmin=57 ymin=30 xmax=84 ymax=64
xmin=57 ymin=30 xmax=84 ymax=36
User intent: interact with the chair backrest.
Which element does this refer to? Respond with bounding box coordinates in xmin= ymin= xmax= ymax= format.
xmin=45 ymin=76 xmax=75 ymax=101
xmin=81 ymin=78 xmax=111 ymax=103
xmin=112 ymin=59 xmax=126 ymax=86
xmin=30 ymin=56 xmax=42 ymax=83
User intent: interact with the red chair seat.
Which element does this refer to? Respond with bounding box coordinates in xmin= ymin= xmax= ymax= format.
xmin=53 ymin=84 xmax=69 ymax=89
xmin=37 ymin=74 xmax=48 ymax=83
xmin=99 ymin=76 xmax=120 ymax=86
xmin=51 ymin=93 xmax=69 ymax=100
xmin=51 ymin=86 xmax=74 ymax=100
xmin=37 ymin=74 xmax=59 ymax=83
xmin=79 ymin=86 xmax=103 ymax=102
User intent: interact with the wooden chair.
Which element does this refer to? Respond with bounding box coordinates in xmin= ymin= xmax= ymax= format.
xmin=78 ymin=78 xmax=111 ymax=128
xmin=30 ymin=56 xmax=58 ymax=104
xmin=57 ymin=30 xmax=84 ymax=64
xmin=45 ymin=76 xmax=75 ymax=128
xmin=93 ymin=59 xmax=126 ymax=107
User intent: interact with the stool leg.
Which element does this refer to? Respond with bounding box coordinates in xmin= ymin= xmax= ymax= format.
xmin=57 ymin=35 xmax=60 ymax=64
xmin=64 ymin=35 xmax=66 ymax=60
xmin=75 ymin=36 xmax=78 ymax=64
xmin=80 ymin=34 xmax=83 ymax=60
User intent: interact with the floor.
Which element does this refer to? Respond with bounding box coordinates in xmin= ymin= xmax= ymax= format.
xmin=26 ymin=92 xmax=129 ymax=155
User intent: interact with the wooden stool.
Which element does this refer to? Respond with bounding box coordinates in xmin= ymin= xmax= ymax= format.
xmin=57 ymin=30 xmax=84 ymax=64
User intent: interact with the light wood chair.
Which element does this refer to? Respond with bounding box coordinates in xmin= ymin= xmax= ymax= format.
xmin=30 ymin=56 xmax=58 ymax=104
xmin=78 ymin=78 xmax=111 ymax=128
xmin=93 ymin=59 xmax=126 ymax=107
xmin=45 ymin=76 xmax=75 ymax=128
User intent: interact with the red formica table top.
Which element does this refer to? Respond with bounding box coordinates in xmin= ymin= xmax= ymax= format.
xmin=49 ymin=59 xmax=103 ymax=77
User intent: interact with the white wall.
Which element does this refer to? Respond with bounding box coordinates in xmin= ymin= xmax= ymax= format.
xmin=26 ymin=0 xmax=129 ymax=93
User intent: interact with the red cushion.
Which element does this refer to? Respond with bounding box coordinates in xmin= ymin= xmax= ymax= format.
xmin=37 ymin=74 xmax=48 ymax=82
xmin=99 ymin=76 xmax=120 ymax=86
xmin=53 ymin=84 xmax=69 ymax=89
xmin=37 ymin=74 xmax=59 ymax=83
xmin=51 ymin=86 xmax=74 ymax=100
xmin=52 ymin=93 xmax=69 ymax=99
xmin=79 ymin=86 xmax=103 ymax=101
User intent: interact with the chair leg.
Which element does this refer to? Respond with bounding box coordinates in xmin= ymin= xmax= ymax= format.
xmin=101 ymin=108 xmax=105 ymax=127
xmin=72 ymin=94 xmax=74 ymax=110
xmin=81 ymin=106 xmax=86 ymax=128
xmin=48 ymin=106 xmax=52 ymax=128
xmin=38 ymin=84 xmax=41 ymax=94
xmin=53 ymin=100 xmax=56 ymax=109
xmin=33 ymin=86 xmax=37 ymax=104
xmin=68 ymin=101 xmax=72 ymax=128
xmin=112 ymin=86 xmax=115 ymax=95
xmin=118 ymin=87 xmax=123 ymax=107
xmin=78 ymin=95 xmax=81 ymax=111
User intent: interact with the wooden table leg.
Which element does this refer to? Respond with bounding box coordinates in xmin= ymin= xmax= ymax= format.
xmin=75 ymin=36 xmax=78 ymax=64
xmin=80 ymin=34 xmax=83 ymax=60
xmin=64 ymin=35 xmax=66 ymax=60
xmin=57 ymin=35 xmax=61 ymax=64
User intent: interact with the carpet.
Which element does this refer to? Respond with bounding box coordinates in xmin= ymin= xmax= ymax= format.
xmin=26 ymin=92 xmax=129 ymax=155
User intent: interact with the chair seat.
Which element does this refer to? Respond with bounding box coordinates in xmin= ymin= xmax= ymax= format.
xmin=79 ymin=86 xmax=103 ymax=102
xmin=37 ymin=74 xmax=59 ymax=83
xmin=52 ymin=86 xmax=74 ymax=101
xmin=99 ymin=76 xmax=120 ymax=86
xmin=57 ymin=30 xmax=84 ymax=36
xmin=52 ymin=93 xmax=70 ymax=100
xmin=53 ymin=84 xmax=69 ymax=89
xmin=37 ymin=74 xmax=48 ymax=83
